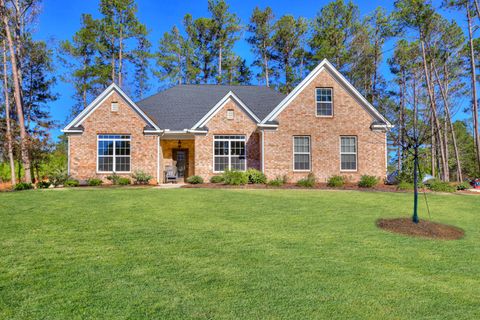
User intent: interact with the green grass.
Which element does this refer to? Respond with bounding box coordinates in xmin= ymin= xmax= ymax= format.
xmin=1 ymin=188 xmax=479 ymax=319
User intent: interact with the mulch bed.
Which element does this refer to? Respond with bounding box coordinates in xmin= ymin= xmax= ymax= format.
xmin=377 ymin=218 xmax=464 ymax=240
xmin=183 ymin=182 xmax=399 ymax=192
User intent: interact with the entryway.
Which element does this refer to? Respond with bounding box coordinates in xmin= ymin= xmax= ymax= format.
xmin=172 ymin=149 xmax=189 ymax=179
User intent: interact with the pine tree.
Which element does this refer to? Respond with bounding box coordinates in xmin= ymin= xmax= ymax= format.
xmin=309 ymin=0 xmax=360 ymax=72
xmin=207 ymin=0 xmax=241 ymax=84
xmin=59 ymin=14 xmax=102 ymax=116
xmin=156 ymin=26 xmax=184 ymax=85
xmin=246 ymin=6 xmax=275 ymax=86
xmin=131 ymin=23 xmax=151 ymax=100
xmin=99 ymin=0 xmax=149 ymax=88
xmin=272 ymin=15 xmax=307 ymax=93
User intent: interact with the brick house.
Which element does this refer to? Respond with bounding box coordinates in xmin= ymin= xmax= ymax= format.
xmin=63 ymin=59 xmax=392 ymax=184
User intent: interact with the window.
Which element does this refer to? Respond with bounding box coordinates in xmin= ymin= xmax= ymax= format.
xmin=316 ymin=88 xmax=333 ymax=116
xmin=214 ymin=135 xmax=246 ymax=172
xmin=111 ymin=102 xmax=119 ymax=112
xmin=293 ymin=136 xmax=311 ymax=171
xmin=97 ymin=135 xmax=131 ymax=172
xmin=226 ymin=109 xmax=234 ymax=120
xmin=340 ymin=136 xmax=357 ymax=171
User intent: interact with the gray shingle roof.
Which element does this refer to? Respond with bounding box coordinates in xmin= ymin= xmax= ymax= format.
xmin=135 ymin=84 xmax=286 ymax=130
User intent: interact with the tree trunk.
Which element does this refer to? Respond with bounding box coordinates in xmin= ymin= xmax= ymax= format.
xmin=432 ymin=61 xmax=463 ymax=182
xmin=111 ymin=35 xmax=115 ymax=83
xmin=420 ymin=40 xmax=448 ymax=181
xmin=398 ymin=69 xmax=406 ymax=172
xmin=118 ymin=25 xmax=123 ymax=87
xmin=264 ymin=50 xmax=269 ymax=87
xmin=1 ymin=0 xmax=31 ymax=183
xmin=412 ymin=82 xmax=419 ymax=224
xmin=2 ymin=40 xmax=16 ymax=185
xmin=467 ymin=7 xmax=480 ymax=173
xmin=82 ymin=55 xmax=87 ymax=109
xmin=218 ymin=46 xmax=222 ymax=84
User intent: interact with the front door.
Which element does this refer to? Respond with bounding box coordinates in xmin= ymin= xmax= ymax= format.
xmin=172 ymin=149 xmax=188 ymax=178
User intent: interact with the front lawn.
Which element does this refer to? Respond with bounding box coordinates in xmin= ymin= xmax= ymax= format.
xmin=1 ymin=188 xmax=479 ymax=319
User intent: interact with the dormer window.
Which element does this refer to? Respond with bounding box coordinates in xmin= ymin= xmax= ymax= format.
xmin=226 ymin=109 xmax=234 ymax=120
xmin=316 ymin=88 xmax=333 ymax=117
xmin=111 ymin=102 xmax=119 ymax=112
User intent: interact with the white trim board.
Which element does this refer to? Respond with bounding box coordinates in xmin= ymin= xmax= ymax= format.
xmin=63 ymin=83 xmax=161 ymax=133
xmin=261 ymin=59 xmax=393 ymax=127
xmin=191 ymin=91 xmax=261 ymax=129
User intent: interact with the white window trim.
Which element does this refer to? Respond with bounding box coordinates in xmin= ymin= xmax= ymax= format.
xmin=293 ymin=136 xmax=311 ymax=172
xmin=340 ymin=136 xmax=358 ymax=172
xmin=316 ymin=87 xmax=333 ymax=117
xmin=212 ymin=135 xmax=247 ymax=173
xmin=96 ymin=134 xmax=132 ymax=174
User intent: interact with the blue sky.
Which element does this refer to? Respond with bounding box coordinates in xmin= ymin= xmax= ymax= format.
xmin=32 ymin=0 xmax=464 ymax=139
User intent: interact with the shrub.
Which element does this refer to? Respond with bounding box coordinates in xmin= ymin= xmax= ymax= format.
xmin=297 ymin=173 xmax=316 ymax=188
xmin=118 ymin=177 xmax=131 ymax=185
xmin=210 ymin=175 xmax=224 ymax=183
xmin=397 ymin=181 xmax=414 ymax=191
xmin=132 ymin=170 xmax=152 ymax=185
xmin=36 ymin=181 xmax=51 ymax=189
xmin=14 ymin=182 xmax=34 ymax=191
xmin=106 ymin=172 xmax=120 ymax=185
xmin=87 ymin=178 xmax=103 ymax=186
xmin=358 ymin=175 xmax=379 ymax=188
xmin=246 ymin=168 xmax=267 ymax=184
xmin=427 ymin=179 xmax=456 ymax=193
xmin=327 ymin=175 xmax=345 ymax=187
xmin=267 ymin=176 xmax=284 ymax=187
xmin=64 ymin=179 xmax=80 ymax=187
xmin=48 ymin=168 xmax=69 ymax=187
xmin=186 ymin=175 xmax=204 ymax=184
xmin=456 ymin=181 xmax=471 ymax=191
xmin=222 ymin=170 xmax=248 ymax=185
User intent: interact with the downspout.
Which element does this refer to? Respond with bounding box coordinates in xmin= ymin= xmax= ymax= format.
xmin=67 ymin=135 xmax=70 ymax=176
xmin=261 ymin=129 xmax=265 ymax=173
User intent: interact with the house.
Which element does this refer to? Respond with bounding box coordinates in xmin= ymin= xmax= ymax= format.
xmin=63 ymin=59 xmax=392 ymax=184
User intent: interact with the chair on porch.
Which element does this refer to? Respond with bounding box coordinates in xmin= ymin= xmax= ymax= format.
xmin=164 ymin=165 xmax=179 ymax=183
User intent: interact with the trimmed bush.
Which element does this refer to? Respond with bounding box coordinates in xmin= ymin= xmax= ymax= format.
xmin=456 ymin=181 xmax=471 ymax=191
xmin=327 ymin=175 xmax=345 ymax=187
xmin=64 ymin=179 xmax=80 ymax=187
xmin=132 ymin=170 xmax=152 ymax=185
xmin=246 ymin=168 xmax=267 ymax=184
xmin=397 ymin=181 xmax=414 ymax=191
xmin=297 ymin=173 xmax=316 ymax=188
xmin=106 ymin=172 xmax=120 ymax=185
xmin=118 ymin=177 xmax=131 ymax=185
xmin=223 ymin=170 xmax=248 ymax=185
xmin=186 ymin=175 xmax=204 ymax=184
xmin=37 ymin=181 xmax=51 ymax=189
xmin=358 ymin=175 xmax=379 ymax=188
xmin=14 ymin=182 xmax=34 ymax=191
xmin=87 ymin=178 xmax=103 ymax=186
xmin=210 ymin=175 xmax=224 ymax=183
xmin=48 ymin=168 xmax=69 ymax=187
xmin=267 ymin=176 xmax=284 ymax=187
xmin=427 ymin=180 xmax=456 ymax=193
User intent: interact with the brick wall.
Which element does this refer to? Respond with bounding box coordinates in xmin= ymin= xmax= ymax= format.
xmin=263 ymin=69 xmax=386 ymax=183
xmin=194 ymin=98 xmax=260 ymax=180
xmin=69 ymin=91 xmax=159 ymax=184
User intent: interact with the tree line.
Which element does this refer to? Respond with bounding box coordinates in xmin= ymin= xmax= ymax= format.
xmin=1 ymin=0 xmax=480 ymax=185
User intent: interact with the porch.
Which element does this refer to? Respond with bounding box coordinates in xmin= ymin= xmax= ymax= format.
xmin=160 ymin=137 xmax=195 ymax=183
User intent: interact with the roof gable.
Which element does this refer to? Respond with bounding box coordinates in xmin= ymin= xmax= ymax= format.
xmin=191 ymin=91 xmax=260 ymax=129
xmin=63 ymin=83 xmax=160 ymax=133
xmin=261 ymin=59 xmax=392 ymax=127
